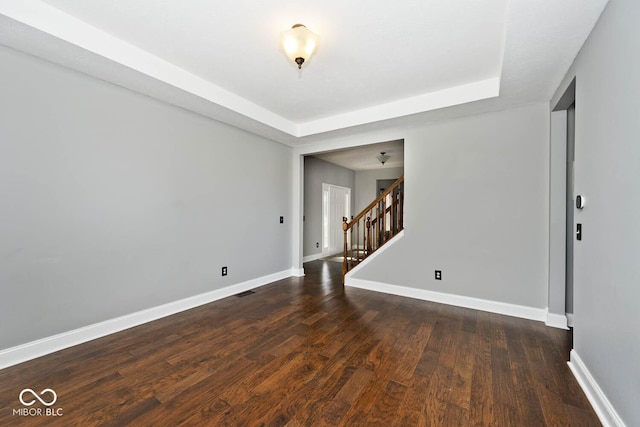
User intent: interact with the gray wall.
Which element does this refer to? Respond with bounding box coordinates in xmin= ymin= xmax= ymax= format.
xmin=0 ymin=46 xmax=292 ymax=350
xmin=354 ymin=167 xmax=404 ymax=213
xmin=551 ymin=0 xmax=640 ymax=423
xmin=303 ymin=157 xmax=355 ymax=258
xmin=352 ymin=104 xmax=550 ymax=309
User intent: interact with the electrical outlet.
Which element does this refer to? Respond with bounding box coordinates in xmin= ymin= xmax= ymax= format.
xmin=280 ymin=216 xmax=284 ymax=224
xmin=435 ymin=270 xmax=442 ymax=280
xmin=222 ymin=266 xmax=228 ymax=276
xmin=316 ymin=242 xmax=319 ymax=248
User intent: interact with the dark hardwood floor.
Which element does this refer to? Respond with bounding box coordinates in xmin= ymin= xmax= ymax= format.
xmin=0 ymin=260 xmax=600 ymax=426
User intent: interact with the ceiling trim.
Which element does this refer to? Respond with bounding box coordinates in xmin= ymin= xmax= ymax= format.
xmin=298 ymin=78 xmax=500 ymax=137
xmin=0 ymin=0 xmax=297 ymax=134
xmin=0 ymin=0 xmax=501 ymax=139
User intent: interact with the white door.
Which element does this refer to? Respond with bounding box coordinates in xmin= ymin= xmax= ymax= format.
xmin=322 ymin=183 xmax=351 ymax=256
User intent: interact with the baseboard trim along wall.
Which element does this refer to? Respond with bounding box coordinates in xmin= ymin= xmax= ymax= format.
xmin=0 ymin=269 xmax=296 ymax=370
xmin=568 ymin=350 xmax=626 ymax=427
xmin=291 ymin=268 xmax=305 ymax=277
xmin=345 ymin=277 xmax=550 ymax=324
xmin=302 ymin=253 xmax=323 ymax=263
xmin=567 ymin=312 xmax=575 ymax=327
xmin=545 ymin=312 xmax=569 ymax=329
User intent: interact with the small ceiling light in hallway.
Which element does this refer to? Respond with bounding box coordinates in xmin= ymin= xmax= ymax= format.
xmin=280 ymin=24 xmax=319 ymax=70
xmin=377 ymin=152 xmax=390 ymax=165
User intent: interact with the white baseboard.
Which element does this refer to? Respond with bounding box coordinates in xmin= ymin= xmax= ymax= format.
xmin=567 ymin=312 xmax=575 ymax=327
xmin=291 ymin=268 xmax=305 ymax=277
xmin=545 ymin=312 xmax=569 ymax=329
xmin=302 ymin=253 xmax=323 ymax=263
xmin=345 ymin=277 xmax=547 ymax=323
xmin=0 ymin=269 xmax=295 ymax=370
xmin=568 ymin=350 xmax=626 ymax=427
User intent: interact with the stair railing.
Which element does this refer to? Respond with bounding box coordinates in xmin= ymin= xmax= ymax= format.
xmin=342 ymin=175 xmax=404 ymax=280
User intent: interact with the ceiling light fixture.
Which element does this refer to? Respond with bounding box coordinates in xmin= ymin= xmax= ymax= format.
xmin=280 ymin=24 xmax=319 ymax=70
xmin=377 ymin=152 xmax=390 ymax=165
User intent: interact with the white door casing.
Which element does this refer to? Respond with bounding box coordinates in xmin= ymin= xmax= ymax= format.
xmin=322 ymin=183 xmax=351 ymax=256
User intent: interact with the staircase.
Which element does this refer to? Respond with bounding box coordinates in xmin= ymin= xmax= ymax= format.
xmin=342 ymin=175 xmax=404 ymax=280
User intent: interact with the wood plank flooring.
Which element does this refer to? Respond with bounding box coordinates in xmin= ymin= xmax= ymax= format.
xmin=0 ymin=260 xmax=600 ymax=426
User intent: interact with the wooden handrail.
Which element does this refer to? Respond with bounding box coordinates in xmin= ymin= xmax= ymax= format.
xmin=342 ymin=175 xmax=404 ymax=281
xmin=348 ymin=175 xmax=404 ymax=228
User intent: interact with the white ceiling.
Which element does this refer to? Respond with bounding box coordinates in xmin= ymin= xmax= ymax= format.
xmin=312 ymin=140 xmax=404 ymax=171
xmin=0 ymin=0 xmax=609 ymax=146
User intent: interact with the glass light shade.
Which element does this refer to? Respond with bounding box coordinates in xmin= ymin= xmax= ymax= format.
xmin=280 ymin=24 xmax=319 ymax=68
xmin=377 ymin=153 xmax=390 ymax=165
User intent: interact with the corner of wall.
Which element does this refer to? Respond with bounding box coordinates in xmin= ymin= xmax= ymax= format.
xmin=545 ymin=311 xmax=568 ymax=329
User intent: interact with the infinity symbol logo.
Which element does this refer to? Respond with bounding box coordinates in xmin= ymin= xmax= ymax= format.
xmin=19 ymin=388 xmax=57 ymax=407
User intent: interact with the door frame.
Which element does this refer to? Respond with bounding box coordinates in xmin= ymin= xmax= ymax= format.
xmin=548 ymin=77 xmax=576 ymax=330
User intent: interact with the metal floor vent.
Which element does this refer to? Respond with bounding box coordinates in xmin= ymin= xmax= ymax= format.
xmin=235 ymin=290 xmax=255 ymax=297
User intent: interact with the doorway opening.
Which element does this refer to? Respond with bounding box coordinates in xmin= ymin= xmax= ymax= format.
xmin=550 ymin=77 xmax=576 ymax=339
xmin=300 ymin=140 xmax=404 ymax=267
xmin=377 ymin=178 xmax=398 ymax=234
xmin=565 ymin=102 xmax=575 ymax=320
